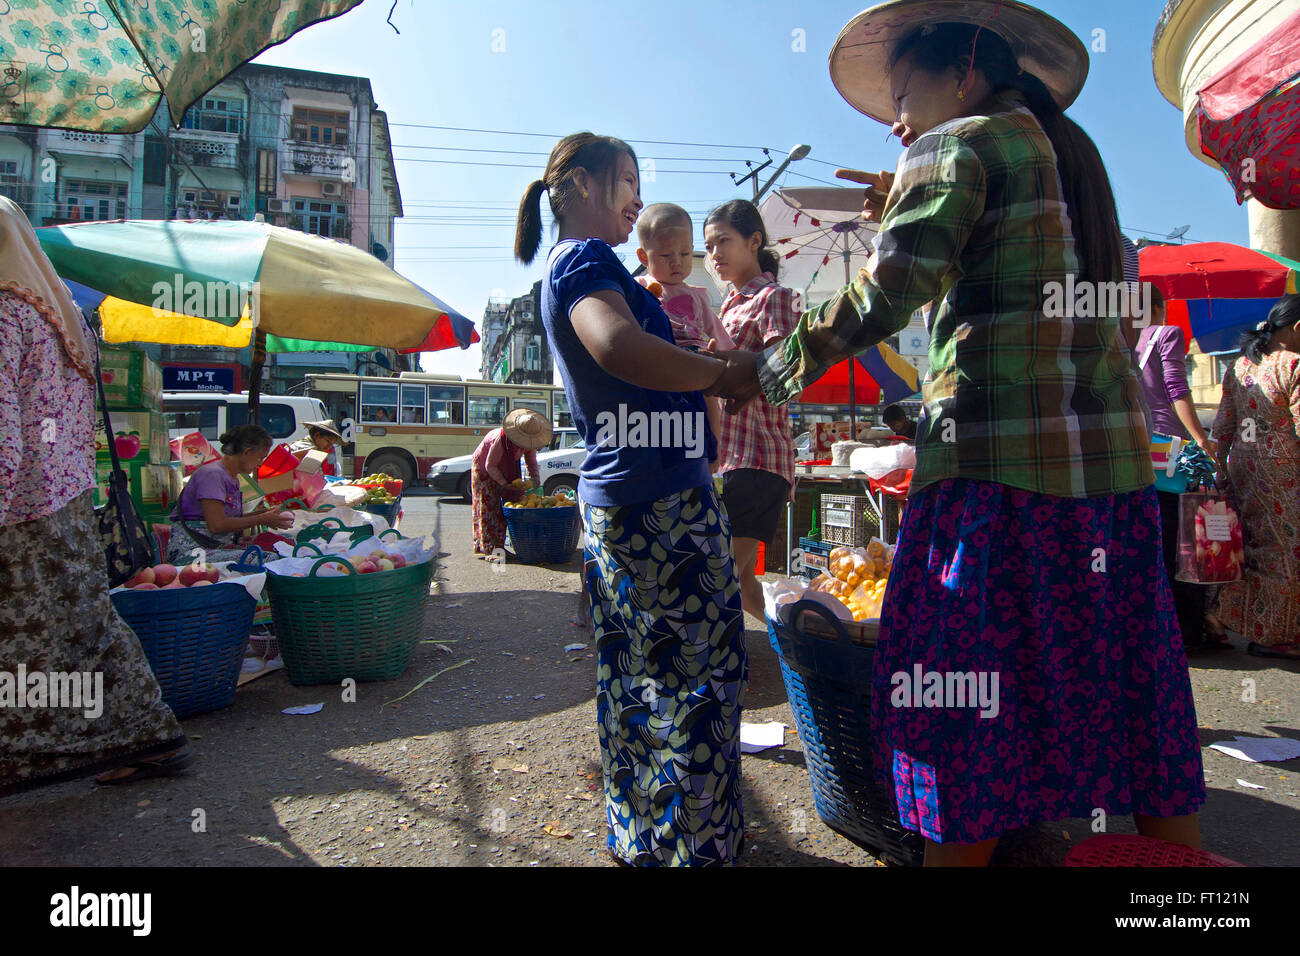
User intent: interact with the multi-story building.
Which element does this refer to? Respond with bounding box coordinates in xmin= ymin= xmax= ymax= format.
xmin=1 ymin=63 xmax=405 ymax=396
xmin=480 ymin=282 xmax=553 ymax=386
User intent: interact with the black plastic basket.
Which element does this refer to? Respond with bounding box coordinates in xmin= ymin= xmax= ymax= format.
xmin=768 ymin=599 xmax=924 ymax=866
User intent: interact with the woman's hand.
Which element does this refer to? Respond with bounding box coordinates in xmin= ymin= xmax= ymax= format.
xmin=703 ymin=344 xmax=763 ymax=413
xmin=835 ymin=168 xmax=895 ymax=223
xmin=501 ymin=485 xmax=525 ymax=503
xmin=261 ymin=506 xmax=294 ymax=531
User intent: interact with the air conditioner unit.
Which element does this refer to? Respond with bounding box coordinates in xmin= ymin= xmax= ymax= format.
xmin=200 ymin=191 xmax=217 ymax=202
xmin=321 ymin=182 xmax=342 ymax=198
xmin=266 ymin=198 xmax=288 ymax=214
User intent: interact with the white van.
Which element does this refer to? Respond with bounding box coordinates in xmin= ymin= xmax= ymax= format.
xmin=161 ymin=392 xmax=342 ymax=473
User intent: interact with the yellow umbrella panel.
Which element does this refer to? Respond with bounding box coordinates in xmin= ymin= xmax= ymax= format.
xmin=99 ymin=296 xmax=255 ymax=348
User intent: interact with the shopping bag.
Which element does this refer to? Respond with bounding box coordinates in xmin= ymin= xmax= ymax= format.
xmin=1150 ymin=433 xmax=1190 ymax=494
xmin=1175 ymin=492 xmax=1244 ymax=584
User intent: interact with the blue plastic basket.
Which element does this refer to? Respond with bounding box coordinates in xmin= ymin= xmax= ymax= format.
xmin=501 ymin=504 xmax=582 ymax=564
xmin=359 ymin=499 xmax=401 ymax=526
xmin=111 ymin=582 xmax=256 ymax=719
xmin=768 ymin=599 xmax=924 ymax=866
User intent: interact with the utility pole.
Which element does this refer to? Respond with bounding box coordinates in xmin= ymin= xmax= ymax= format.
xmin=731 ymin=144 xmax=812 ymax=203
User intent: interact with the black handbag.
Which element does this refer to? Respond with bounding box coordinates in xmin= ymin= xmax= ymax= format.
xmin=93 ymin=352 xmax=157 ymax=586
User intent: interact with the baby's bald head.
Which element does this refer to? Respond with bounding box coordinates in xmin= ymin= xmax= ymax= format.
xmin=637 ymin=203 xmax=693 ymax=248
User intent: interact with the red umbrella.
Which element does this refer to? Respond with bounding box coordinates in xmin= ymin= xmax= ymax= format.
xmin=1196 ymin=7 xmax=1300 ymax=210
xmin=1139 ymin=241 xmax=1300 ymax=354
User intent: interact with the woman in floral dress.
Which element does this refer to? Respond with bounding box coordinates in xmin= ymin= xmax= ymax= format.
xmin=1211 ymin=295 xmax=1300 ymax=659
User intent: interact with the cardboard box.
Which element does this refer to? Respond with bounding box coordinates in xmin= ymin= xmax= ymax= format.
xmin=94 ymin=460 xmax=179 ymax=515
xmin=813 ymin=421 xmax=878 ymax=456
xmin=295 ymin=449 xmax=329 ymax=475
xmin=96 ymin=409 xmax=170 ymax=465
xmin=98 ymin=346 xmax=162 ymax=410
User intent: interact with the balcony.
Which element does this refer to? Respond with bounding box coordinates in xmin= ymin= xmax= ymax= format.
xmin=282 ymin=140 xmax=353 ymax=181
xmin=47 ymin=129 xmax=132 ymax=167
xmin=169 ymin=127 xmax=241 ymax=171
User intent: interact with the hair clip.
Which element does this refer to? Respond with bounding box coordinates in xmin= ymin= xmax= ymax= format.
xmin=1255 ymin=320 xmax=1271 ymax=332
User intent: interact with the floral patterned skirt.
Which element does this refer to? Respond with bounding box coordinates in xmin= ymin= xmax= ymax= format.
xmin=584 ymin=484 xmax=747 ymax=865
xmin=871 ymin=478 xmax=1206 ymax=844
xmin=470 ymin=466 xmax=507 ymax=555
xmin=0 ymin=492 xmax=185 ymax=796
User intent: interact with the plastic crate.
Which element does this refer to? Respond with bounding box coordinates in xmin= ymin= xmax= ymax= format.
xmin=1063 ymin=834 xmax=1244 ymax=867
xmin=502 ymin=505 xmax=582 ymax=564
xmin=768 ymin=599 xmax=923 ymax=866
xmin=359 ymin=499 xmax=401 ymax=527
xmin=111 ymin=582 xmax=256 ymax=718
xmin=821 ymin=494 xmax=873 ymax=547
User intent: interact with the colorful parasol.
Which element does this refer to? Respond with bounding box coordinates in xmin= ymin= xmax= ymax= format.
xmin=1195 ymin=7 xmax=1300 ymax=210
xmin=1138 ymin=241 xmax=1300 ymax=354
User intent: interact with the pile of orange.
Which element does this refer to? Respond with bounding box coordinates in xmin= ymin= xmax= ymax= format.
xmin=808 ymin=541 xmax=893 ymax=622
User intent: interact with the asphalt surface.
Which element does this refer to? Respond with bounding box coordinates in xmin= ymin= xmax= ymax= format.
xmin=2 ymin=493 xmax=1297 ymax=867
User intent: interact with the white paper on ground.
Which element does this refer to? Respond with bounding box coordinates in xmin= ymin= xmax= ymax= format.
xmin=1209 ymin=735 xmax=1300 ymax=763
xmin=740 ymin=721 xmax=787 ymax=753
xmin=1235 ymin=778 xmax=1268 ymax=790
xmin=282 ymin=703 xmax=324 ymax=716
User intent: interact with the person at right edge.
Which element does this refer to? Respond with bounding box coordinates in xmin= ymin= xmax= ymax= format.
xmin=707 ymin=3 xmax=1205 ymax=865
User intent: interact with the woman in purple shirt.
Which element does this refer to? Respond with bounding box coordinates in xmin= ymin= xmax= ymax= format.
xmin=1136 ymin=284 xmax=1227 ymax=649
xmin=167 ymin=424 xmax=294 ymax=563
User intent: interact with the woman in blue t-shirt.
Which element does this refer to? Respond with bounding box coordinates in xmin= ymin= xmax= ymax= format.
xmin=516 ymin=133 xmax=745 ymax=867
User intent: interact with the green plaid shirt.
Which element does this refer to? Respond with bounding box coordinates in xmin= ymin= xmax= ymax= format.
xmin=758 ymin=101 xmax=1153 ymax=499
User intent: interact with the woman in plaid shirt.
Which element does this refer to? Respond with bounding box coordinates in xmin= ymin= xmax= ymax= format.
xmin=710 ymin=6 xmax=1205 ymax=865
xmin=705 ymin=200 xmax=798 ymax=621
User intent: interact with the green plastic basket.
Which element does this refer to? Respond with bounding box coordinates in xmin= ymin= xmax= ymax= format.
xmin=265 ymin=554 xmax=435 ymax=685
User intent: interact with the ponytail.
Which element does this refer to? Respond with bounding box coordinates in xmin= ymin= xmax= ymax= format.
xmin=705 ymin=198 xmax=780 ymax=281
xmin=513 ymin=133 xmax=638 ymax=266
xmin=1240 ymin=294 xmax=1300 ymax=363
xmin=892 ymin=23 xmax=1123 ymax=285
xmin=515 ymin=179 xmax=548 ymax=266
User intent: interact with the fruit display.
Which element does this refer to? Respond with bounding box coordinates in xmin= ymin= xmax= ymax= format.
xmin=807 ymin=541 xmax=893 ymax=622
xmin=356 ymin=473 xmax=403 ymax=502
xmin=123 ymin=562 xmax=220 ymax=590
xmin=290 ymin=551 xmax=411 ymax=577
xmin=1192 ymin=498 xmax=1244 ymax=582
xmin=504 ymin=488 xmax=576 ymax=509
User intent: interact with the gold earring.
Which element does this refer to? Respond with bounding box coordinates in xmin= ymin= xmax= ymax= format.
xmin=581 ymin=191 xmax=588 ymax=199
xmin=956 ymin=88 xmax=966 ymax=101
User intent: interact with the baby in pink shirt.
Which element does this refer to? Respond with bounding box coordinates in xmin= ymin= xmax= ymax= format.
xmin=634 ymin=203 xmax=732 ymax=470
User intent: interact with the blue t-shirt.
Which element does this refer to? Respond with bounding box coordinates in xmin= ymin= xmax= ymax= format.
xmin=541 ymin=238 xmax=715 ymax=507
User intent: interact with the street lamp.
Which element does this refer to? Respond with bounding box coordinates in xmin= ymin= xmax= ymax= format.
xmin=754 ymin=144 xmax=812 ymax=203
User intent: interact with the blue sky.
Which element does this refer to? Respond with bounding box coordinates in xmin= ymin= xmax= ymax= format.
xmin=253 ymin=0 xmax=1250 ymax=379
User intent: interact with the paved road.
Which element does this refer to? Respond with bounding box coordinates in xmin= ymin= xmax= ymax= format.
xmin=1 ymin=495 xmax=1296 ymax=866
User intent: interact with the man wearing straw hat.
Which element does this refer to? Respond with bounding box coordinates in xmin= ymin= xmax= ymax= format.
xmin=707 ymin=0 xmax=1205 ymax=865
xmin=470 ymin=408 xmax=551 ymax=557
xmin=290 ymin=419 xmax=344 ymax=476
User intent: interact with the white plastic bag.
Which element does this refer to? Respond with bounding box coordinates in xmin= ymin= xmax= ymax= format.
xmin=849 ymin=442 xmax=917 ymax=479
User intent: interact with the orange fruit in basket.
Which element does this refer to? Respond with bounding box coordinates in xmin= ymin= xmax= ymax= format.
xmin=829 ymin=547 xmax=850 ymax=564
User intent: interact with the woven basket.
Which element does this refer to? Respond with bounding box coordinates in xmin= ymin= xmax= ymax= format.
xmin=502 ymin=504 xmax=582 ymax=564
xmin=111 ymin=582 xmax=257 ymax=719
xmin=265 ymin=554 xmax=435 ymax=685
xmin=768 ymin=599 xmax=924 ymax=866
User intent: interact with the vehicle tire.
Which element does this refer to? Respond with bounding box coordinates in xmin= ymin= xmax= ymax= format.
xmin=457 ymin=472 xmax=471 ymax=501
xmin=367 ymin=453 xmax=414 ymax=486
xmin=543 ymin=475 xmax=578 ymax=499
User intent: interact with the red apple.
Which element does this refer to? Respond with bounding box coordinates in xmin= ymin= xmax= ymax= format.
xmin=133 ymin=582 xmax=159 ymax=590
xmin=355 ymin=560 xmax=378 ymax=574
xmin=126 ymin=567 xmax=156 ymax=587
xmin=162 ymin=579 xmax=184 ymax=589
xmin=152 ymin=563 xmax=178 ymax=586
xmin=376 ymin=558 xmax=394 ymax=572
xmin=191 ymin=580 xmax=214 ymax=587
xmin=387 ymin=553 xmax=406 ymax=568
xmin=115 ymin=433 xmax=142 ymax=460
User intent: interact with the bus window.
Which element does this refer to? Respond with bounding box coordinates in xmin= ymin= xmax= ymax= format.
xmin=553 ymin=391 xmax=572 ymax=428
xmin=512 ymin=399 xmax=549 ymax=419
xmin=164 ymin=402 xmax=219 ymax=440
xmin=360 ymin=382 xmax=399 ymax=423
xmin=227 ymin=402 xmax=296 ymax=439
xmin=427 ymin=385 xmax=465 ymax=425
xmin=400 ymin=385 xmax=426 ymax=424
xmin=468 ymin=395 xmax=506 ymax=426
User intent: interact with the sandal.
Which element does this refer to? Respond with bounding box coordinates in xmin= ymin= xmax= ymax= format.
xmin=1247 ymin=642 xmax=1300 ymax=660
xmin=95 ymin=747 xmax=193 ymax=786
